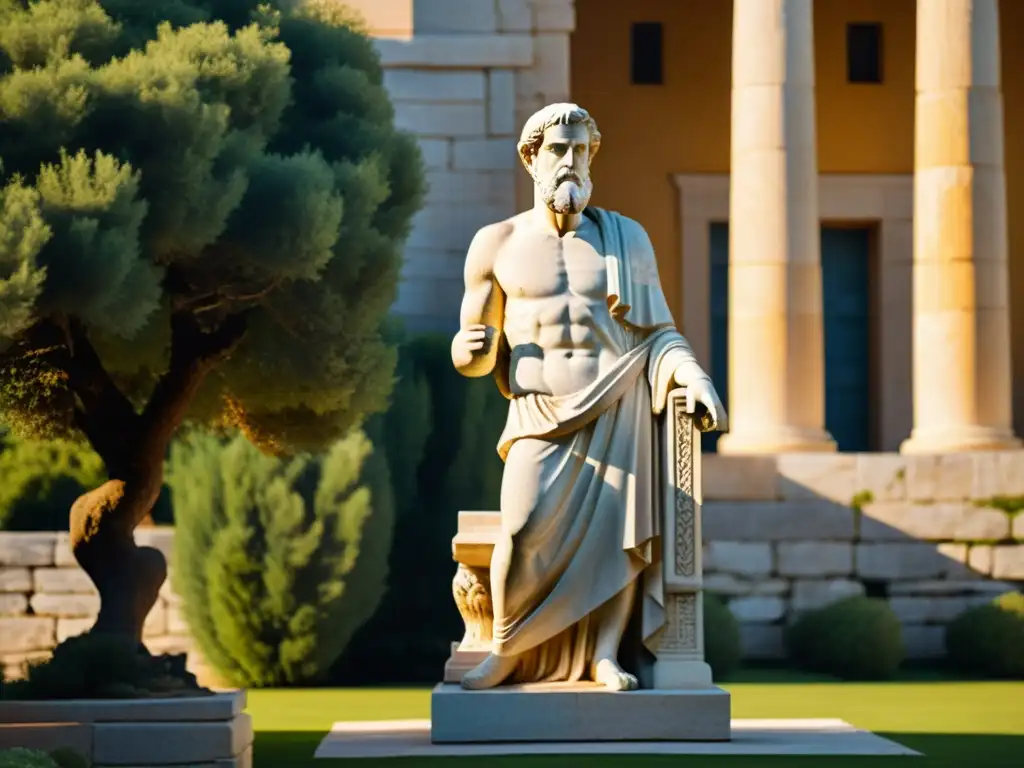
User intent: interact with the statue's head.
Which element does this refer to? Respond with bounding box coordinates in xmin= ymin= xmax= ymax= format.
xmin=517 ymin=103 xmax=602 ymax=215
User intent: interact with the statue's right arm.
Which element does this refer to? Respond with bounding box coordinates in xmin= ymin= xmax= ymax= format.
xmin=452 ymin=223 xmax=508 ymax=378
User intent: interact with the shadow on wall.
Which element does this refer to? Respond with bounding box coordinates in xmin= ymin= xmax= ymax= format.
xmin=700 ymin=453 xmax=1024 ymax=662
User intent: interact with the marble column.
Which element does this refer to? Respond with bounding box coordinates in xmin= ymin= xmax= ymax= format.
xmin=901 ymin=0 xmax=1020 ymax=453
xmin=717 ymin=0 xmax=836 ymax=454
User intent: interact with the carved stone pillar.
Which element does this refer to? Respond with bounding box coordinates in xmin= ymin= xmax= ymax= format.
xmin=651 ymin=388 xmax=714 ymax=688
xmin=452 ymin=563 xmax=493 ymax=649
xmin=443 ymin=513 xmax=500 ymax=683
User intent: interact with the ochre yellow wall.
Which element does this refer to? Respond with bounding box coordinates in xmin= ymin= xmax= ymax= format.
xmin=571 ymin=0 xmax=1024 ymax=437
xmin=1000 ymin=0 xmax=1024 ymax=438
xmin=571 ymin=0 xmax=732 ymax=322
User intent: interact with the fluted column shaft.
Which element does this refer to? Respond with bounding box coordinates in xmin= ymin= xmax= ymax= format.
xmin=718 ymin=0 xmax=835 ymax=454
xmin=901 ymin=0 xmax=1020 ymax=453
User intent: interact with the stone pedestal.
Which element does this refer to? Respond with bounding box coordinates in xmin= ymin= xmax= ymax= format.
xmin=435 ymin=387 xmax=730 ymax=742
xmin=431 ymin=683 xmax=731 ymax=743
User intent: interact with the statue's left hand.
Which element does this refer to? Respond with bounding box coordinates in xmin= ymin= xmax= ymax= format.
xmin=674 ymin=373 xmax=728 ymax=432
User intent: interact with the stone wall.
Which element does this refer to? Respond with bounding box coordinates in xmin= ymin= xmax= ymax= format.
xmin=3 ymin=451 xmax=1022 ymax=678
xmin=701 ymin=452 xmax=1024 ymax=660
xmin=350 ymin=0 xmax=575 ymax=331
xmin=0 ymin=528 xmax=198 ymax=681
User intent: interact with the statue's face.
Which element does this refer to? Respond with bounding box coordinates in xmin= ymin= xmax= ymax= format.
xmin=532 ymin=122 xmax=593 ymax=215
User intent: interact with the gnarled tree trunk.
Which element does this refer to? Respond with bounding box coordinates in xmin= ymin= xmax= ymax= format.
xmin=59 ymin=311 xmax=246 ymax=643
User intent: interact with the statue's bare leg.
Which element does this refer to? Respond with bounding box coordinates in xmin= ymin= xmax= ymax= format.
xmin=461 ymin=652 xmax=519 ymax=690
xmin=590 ymin=583 xmax=639 ymax=691
xmin=462 ymin=530 xmax=519 ymax=690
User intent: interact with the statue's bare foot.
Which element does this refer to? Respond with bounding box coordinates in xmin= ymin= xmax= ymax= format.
xmin=593 ymin=658 xmax=639 ymax=691
xmin=461 ymin=653 xmax=518 ymax=690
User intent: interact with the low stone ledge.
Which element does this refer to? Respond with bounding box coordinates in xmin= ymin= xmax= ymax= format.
xmin=0 ymin=722 xmax=93 ymax=755
xmin=0 ymin=690 xmax=246 ymax=724
xmin=93 ymin=713 xmax=252 ymax=765
xmin=0 ymin=692 xmax=251 ymax=768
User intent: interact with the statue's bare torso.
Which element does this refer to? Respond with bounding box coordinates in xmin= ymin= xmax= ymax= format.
xmin=489 ymin=212 xmax=619 ymax=398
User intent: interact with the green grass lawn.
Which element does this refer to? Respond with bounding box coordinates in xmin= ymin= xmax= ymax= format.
xmin=248 ymin=670 xmax=1024 ymax=767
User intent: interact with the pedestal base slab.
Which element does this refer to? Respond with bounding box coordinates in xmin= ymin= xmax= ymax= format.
xmin=430 ymin=683 xmax=731 ymax=743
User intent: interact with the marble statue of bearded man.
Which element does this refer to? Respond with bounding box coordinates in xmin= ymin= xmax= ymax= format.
xmin=450 ymin=103 xmax=726 ymax=691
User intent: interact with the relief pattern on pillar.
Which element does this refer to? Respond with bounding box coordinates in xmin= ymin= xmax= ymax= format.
xmin=673 ymin=396 xmax=697 ymax=578
xmin=658 ymin=592 xmax=699 ymax=653
xmin=452 ymin=563 xmax=493 ymax=649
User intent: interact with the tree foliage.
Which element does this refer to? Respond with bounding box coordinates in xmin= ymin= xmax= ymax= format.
xmin=0 ymin=0 xmax=422 ymax=640
xmin=168 ymin=426 xmax=394 ymax=687
xmin=0 ymin=0 xmax=423 ymax=452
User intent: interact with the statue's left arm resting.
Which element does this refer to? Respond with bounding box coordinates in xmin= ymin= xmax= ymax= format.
xmin=627 ymin=220 xmax=727 ymax=431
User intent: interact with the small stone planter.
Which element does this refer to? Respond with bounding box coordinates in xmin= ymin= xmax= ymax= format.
xmin=0 ymin=690 xmax=251 ymax=767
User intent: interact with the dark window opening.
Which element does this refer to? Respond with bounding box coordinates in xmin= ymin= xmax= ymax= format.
xmin=630 ymin=22 xmax=663 ymax=85
xmin=847 ymin=22 xmax=883 ymax=84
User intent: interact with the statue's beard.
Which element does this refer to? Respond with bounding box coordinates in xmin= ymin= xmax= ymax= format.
xmin=536 ymin=170 xmax=593 ymax=214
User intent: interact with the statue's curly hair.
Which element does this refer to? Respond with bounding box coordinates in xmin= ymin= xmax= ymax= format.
xmin=516 ymin=103 xmax=602 ymax=172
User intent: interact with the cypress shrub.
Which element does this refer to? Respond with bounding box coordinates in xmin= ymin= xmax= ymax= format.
xmin=168 ymin=428 xmax=394 ymax=687
xmin=785 ymin=596 xmax=905 ymax=680
xmin=945 ymin=591 xmax=1024 ymax=679
xmin=333 ymin=332 xmax=506 ymax=683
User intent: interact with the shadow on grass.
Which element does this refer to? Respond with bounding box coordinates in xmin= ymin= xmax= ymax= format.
xmin=720 ymin=664 xmax=991 ymax=685
xmin=253 ymin=732 xmax=1024 ymax=768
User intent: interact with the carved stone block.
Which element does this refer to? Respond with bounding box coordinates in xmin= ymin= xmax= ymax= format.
xmin=452 ymin=563 xmax=493 ymax=650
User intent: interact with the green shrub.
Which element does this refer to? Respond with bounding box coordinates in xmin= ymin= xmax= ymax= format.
xmin=0 ymin=749 xmax=88 ymax=768
xmin=703 ymin=593 xmax=742 ymax=680
xmin=0 ymin=431 xmax=104 ymax=531
xmin=0 ymin=429 xmax=174 ymax=531
xmin=168 ymin=427 xmax=394 ymax=687
xmin=332 ymin=331 xmax=506 ymax=683
xmin=785 ymin=596 xmax=905 ymax=680
xmin=0 ymin=749 xmax=59 ymax=768
xmin=945 ymin=591 xmax=1024 ymax=679
xmin=43 ymin=750 xmax=88 ymax=768
xmin=0 ymin=633 xmax=205 ymax=700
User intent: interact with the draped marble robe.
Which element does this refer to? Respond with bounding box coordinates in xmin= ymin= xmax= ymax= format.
xmin=489 ymin=206 xmax=710 ymax=684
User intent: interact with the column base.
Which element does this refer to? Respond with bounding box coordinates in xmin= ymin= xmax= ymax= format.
xmin=716 ymin=426 xmax=837 ymax=455
xmin=900 ymin=426 xmax=1022 ymax=454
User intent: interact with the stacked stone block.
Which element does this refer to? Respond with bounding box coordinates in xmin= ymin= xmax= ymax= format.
xmin=702 ymin=453 xmax=1024 ymax=660
xmin=0 ymin=529 xmax=194 ymax=681
xmin=3 ymin=451 xmax=1021 ymax=674
xmin=347 ymin=0 xmax=575 ymax=331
